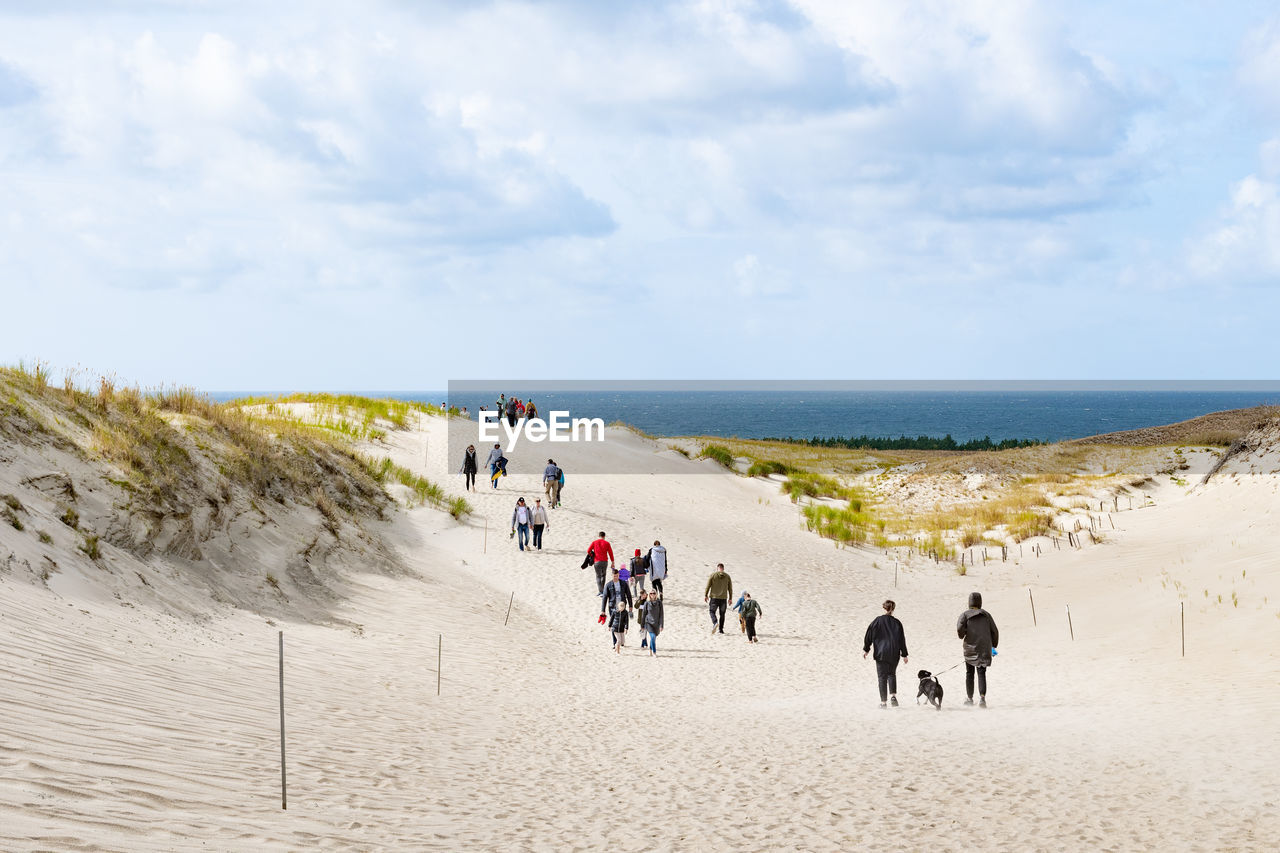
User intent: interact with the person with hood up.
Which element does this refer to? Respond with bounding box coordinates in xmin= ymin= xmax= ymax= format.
xmin=863 ymin=599 xmax=909 ymax=708
xmin=646 ymin=541 xmax=668 ymax=594
xmin=957 ymin=591 xmax=999 ymax=707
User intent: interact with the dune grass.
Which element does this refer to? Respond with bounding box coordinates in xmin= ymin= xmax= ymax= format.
xmin=699 ymin=444 xmax=735 ymax=468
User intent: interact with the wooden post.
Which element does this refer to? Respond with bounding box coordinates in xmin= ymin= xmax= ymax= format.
xmin=1109 ymin=514 xmax=1114 ymax=529
xmin=1181 ymin=601 xmax=1185 ymax=658
xmin=437 ymin=634 xmax=442 ymax=696
xmin=504 ymin=591 xmax=514 ymax=626
xmin=1066 ymin=604 xmax=1074 ymax=641
xmin=278 ymin=631 xmax=287 ymax=811
xmin=1028 ymin=588 xmax=1037 ymax=626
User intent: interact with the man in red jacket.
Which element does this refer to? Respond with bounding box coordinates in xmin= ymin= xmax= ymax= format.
xmin=586 ymin=531 xmax=615 ymax=596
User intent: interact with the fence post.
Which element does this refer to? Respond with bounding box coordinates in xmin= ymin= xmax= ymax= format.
xmin=1028 ymin=588 xmax=1037 ymax=626
xmin=437 ymin=634 xmax=442 ymax=696
xmin=278 ymin=631 xmax=287 ymax=811
xmin=504 ymin=592 xmax=514 ymax=626
xmin=1066 ymin=604 xmax=1074 ymax=641
xmin=1181 ymin=601 xmax=1185 ymax=658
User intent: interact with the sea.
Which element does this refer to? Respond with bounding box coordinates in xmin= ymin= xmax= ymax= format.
xmin=210 ymin=388 xmax=1280 ymax=444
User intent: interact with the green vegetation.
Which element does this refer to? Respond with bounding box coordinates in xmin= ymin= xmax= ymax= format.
xmin=764 ymin=433 xmax=1044 ymax=451
xmin=803 ymin=499 xmax=874 ymax=546
xmin=780 ymin=469 xmax=860 ymax=503
xmin=79 ymin=533 xmax=101 ymax=561
xmin=746 ymin=459 xmax=790 ymax=478
xmin=699 ymin=445 xmax=735 ymax=468
xmin=60 ymin=507 xmax=79 ymax=529
xmin=38 ymin=530 xmax=53 ymax=544
xmin=364 ymin=455 xmax=472 ymax=518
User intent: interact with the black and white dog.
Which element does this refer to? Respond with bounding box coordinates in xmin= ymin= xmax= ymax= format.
xmin=916 ymin=670 xmax=943 ymax=710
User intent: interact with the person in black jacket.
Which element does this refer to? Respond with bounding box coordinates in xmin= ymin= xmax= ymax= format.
xmin=601 ymin=568 xmax=633 ymax=646
xmin=957 ymin=591 xmax=999 ymax=707
xmin=460 ymin=445 xmax=478 ymax=491
xmin=863 ymin=599 xmax=909 ymax=707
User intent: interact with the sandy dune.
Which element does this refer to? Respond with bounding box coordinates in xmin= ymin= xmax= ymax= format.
xmin=2 ymin=418 xmax=1279 ymax=850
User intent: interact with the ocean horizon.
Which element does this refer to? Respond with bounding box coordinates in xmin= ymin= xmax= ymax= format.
xmin=210 ymin=388 xmax=1280 ymax=444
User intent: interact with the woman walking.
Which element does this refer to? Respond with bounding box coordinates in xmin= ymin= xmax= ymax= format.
xmin=640 ymin=591 xmax=663 ymax=656
xmin=460 ymin=444 xmax=478 ymax=492
xmin=863 ymin=599 xmax=909 ymax=708
xmin=531 ymin=498 xmax=549 ymax=550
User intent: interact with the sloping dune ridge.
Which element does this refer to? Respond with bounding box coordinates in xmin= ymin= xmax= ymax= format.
xmin=2 ymin=400 xmax=1279 ymax=851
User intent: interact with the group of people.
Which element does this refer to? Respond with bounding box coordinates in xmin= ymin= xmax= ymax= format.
xmin=487 ymin=394 xmax=537 ymax=427
xmin=862 ymin=592 xmax=1000 ymax=708
xmin=460 ymin=445 xmax=565 ymax=502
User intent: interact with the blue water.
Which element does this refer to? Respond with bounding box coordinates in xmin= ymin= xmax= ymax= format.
xmin=210 ymin=389 xmax=1280 ymax=443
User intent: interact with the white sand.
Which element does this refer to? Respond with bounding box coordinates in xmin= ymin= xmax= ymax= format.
xmin=2 ymin=418 xmax=1279 ymax=850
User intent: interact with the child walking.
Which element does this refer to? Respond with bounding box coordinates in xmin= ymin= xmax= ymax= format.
xmin=739 ymin=592 xmax=762 ymax=643
xmin=609 ymin=600 xmax=630 ymax=654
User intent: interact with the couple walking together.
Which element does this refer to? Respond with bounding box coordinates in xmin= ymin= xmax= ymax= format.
xmin=862 ymin=593 xmax=999 ymax=708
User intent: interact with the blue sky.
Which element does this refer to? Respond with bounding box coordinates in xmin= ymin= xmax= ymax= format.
xmin=1 ymin=0 xmax=1278 ymax=390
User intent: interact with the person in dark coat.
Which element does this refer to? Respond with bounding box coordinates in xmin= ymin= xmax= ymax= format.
xmin=957 ymin=591 xmax=999 ymax=707
xmin=460 ymin=445 xmax=478 ymax=491
xmin=863 ymin=599 xmax=908 ymax=707
xmin=601 ymin=568 xmax=633 ymax=646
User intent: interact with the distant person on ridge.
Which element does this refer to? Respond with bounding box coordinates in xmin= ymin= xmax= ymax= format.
xmin=646 ymin=541 xmax=668 ymax=594
xmin=704 ymin=563 xmax=733 ymax=635
xmin=510 ymin=497 xmax=533 ymax=552
xmin=531 ymin=498 xmax=549 ymax=550
xmin=957 ymin=592 xmax=999 ymax=708
xmin=587 ymin=531 xmax=615 ymax=595
xmin=543 ymin=459 xmax=562 ymax=507
xmin=505 ymin=397 xmax=518 ymax=428
xmin=863 ymin=599 xmax=909 ymax=708
xmin=526 ymin=399 xmax=538 ymax=419
xmin=486 ymin=443 xmax=505 ymax=490
xmin=460 ymin=444 xmax=478 ymax=492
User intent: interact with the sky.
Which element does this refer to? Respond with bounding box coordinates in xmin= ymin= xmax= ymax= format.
xmin=1 ymin=0 xmax=1279 ymax=391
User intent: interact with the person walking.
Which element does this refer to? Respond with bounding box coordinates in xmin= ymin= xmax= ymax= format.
xmin=526 ymin=399 xmax=538 ymax=420
xmin=957 ymin=592 xmax=999 ymax=707
xmin=629 ymin=549 xmax=647 ymax=596
xmin=640 ymin=591 xmax=663 ymax=656
xmin=609 ymin=600 xmax=630 ymax=654
xmin=510 ymin=497 xmax=533 ymax=551
xmin=460 ymin=444 xmax=478 ymax=491
xmin=732 ymin=592 xmax=747 ymax=633
xmin=531 ymin=498 xmax=549 ymax=550
xmin=587 ymin=532 xmax=615 ymax=596
xmin=602 ymin=567 xmax=633 ymax=646
xmin=739 ymin=592 xmax=762 ymax=643
xmin=543 ymin=459 xmax=562 ymax=507
xmin=863 ymin=600 xmax=909 ymax=708
xmin=555 ymin=466 xmax=565 ymax=507
xmin=704 ymin=563 xmax=733 ymax=635
xmin=647 ymin=541 xmax=667 ymax=594
xmin=505 ymin=397 xmax=518 ymax=428
xmin=486 ymin=443 xmax=505 ymax=490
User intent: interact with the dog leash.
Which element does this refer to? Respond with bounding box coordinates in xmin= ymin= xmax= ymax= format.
xmin=926 ymin=663 xmax=963 ymax=678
